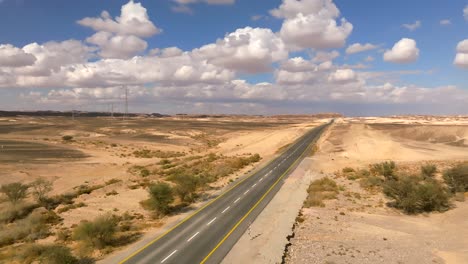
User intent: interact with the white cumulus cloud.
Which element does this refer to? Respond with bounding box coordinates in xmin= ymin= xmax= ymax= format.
xmin=78 ymin=1 xmax=160 ymax=59
xmin=271 ymin=0 xmax=353 ymax=50
xmin=193 ymin=27 xmax=288 ymax=73
xmin=383 ymin=38 xmax=419 ymax=64
xmin=0 ymin=44 xmax=37 ymax=67
xmin=77 ymin=1 xmax=160 ymax=37
xmin=346 ymin=43 xmax=378 ymax=55
xmin=328 ymin=69 xmax=357 ymax=83
xmin=454 ymin=39 xmax=468 ymax=68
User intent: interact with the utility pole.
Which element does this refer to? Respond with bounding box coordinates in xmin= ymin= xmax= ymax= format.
xmin=111 ymin=103 xmax=114 ymax=118
xmin=122 ymin=86 xmax=128 ymax=121
xmin=125 ymin=86 xmax=128 ymax=118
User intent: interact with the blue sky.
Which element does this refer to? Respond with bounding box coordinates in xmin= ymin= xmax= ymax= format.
xmin=0 ymin=0 xmax=467 ymax=115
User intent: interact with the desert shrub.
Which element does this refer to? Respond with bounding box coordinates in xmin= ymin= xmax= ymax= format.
xmin=443 ymin=163 xmax=468 ymax=193
xmin=75 ymin=184 xmax=104 ymax=196
xmin=0 ymin=203 xmax=39 ymax=223
xmin=171 ymin=175 xmax=203 ymax=203
xmin=342 ymin=167 xmax=355 ymax=173
xmin=57 ymin=202 xmax=86 ymax=213
xmin=133 ymin=149 xmax=184 ymax=159
xmin=158 ymin=159 xmax=171 ymax=165
xmin=0 ymin=182 xmax=29 ymax=205
xmin=421 ymin=164 xmax=437 ymax=179
xmin=0 ymin=209 xmax=60 ymax=247
xmin=72 ymin=214 xmax=118 ymax=249
xmin=359 ymin=175 xmax=384 ymax=190
xmin=383 ymin=177 xmax=450 ymax=214
xmin=143 ymin=182 xmax=174 ymax=216
xmin=162 ymin=153 xmax=261 ymax=184
xmin=56 ymin=229 xmax=72 ymax=242
xmin=105 ymin=178 xmax=122 ymax=185
xmin=105 ymin=190 xmax=119 ymax=196
xmin=62 ymin=135 xmax=74 ymax=141
xmin=370 ymin=161 xmax=397 ymax=180
xmin=304 ymin=177 xmax=340 ymax=208
xmin=21 ymin=244 xmax=78 ymax=264
xmin=128 ymin=165 xmax=151 ymax=177
xmin=30 ymin=178 xmax=53 ymax=205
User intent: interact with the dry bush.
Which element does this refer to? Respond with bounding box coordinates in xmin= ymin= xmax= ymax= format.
xmin=443 ymin=163 xmax=468 ymax=193
xmin=0 ymin=203 xmax=39 ymax=223
xmin=304 ymin=177 xmax=340 ymax=208
xmin=72 ymin=214 xmax=119 ymax=249
xmin=20 ymin=244 xmax=79 ymax=264
xmin=133 ymin=149 xmax=184 ymax=159
xmin=0 ymin=182 xmax=29 ymax=205
xmin=0 ymin=209 xmax=60 ymax=247
xmin=162 ymin=153 xmax=261 ymax=184
xmin=421 ymin=164 xmax=437 ymax=179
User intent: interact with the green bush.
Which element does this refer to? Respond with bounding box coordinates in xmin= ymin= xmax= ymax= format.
xmin=21 ymin=244 xmax=78 ymax=264
xmin=383 ymin=177 xmax=450 ymax=214
xmin=371 ymin=161 xmax=397 ymax=180
xmin=421 ymin=164 xmax=437 ymax=179
xmin=72 ymin=214 xmax=118 ymax=249
xmin=171 ymin=175 xmax=203 ymax=203
xmin=0 ymin=182 xmax=29 ymax=205
xmin=145 ymin=182 xmax=174 ymax=216
xmin=359 ymin=175 xmax=384 ymax=190
xmin=443 ymin=163 xmax=468 ymax=193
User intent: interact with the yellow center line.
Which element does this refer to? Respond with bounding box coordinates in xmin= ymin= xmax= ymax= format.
xmin=200 ymin=131 xmax=320 ymax=264
xmin=118 ymin=127 xmax=322 ymax=264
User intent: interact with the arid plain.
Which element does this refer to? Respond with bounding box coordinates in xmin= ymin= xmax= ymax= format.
xmin=285 ymin=116 xmax=468 ymax=264
xmin=0 ymin=114 xmax=327 ymax=263
xmin=0 ymin=115 xmax=467 ymax=264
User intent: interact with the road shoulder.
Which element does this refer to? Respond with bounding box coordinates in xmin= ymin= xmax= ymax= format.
xmin=222 ymin=157 xmax=322 ymax=264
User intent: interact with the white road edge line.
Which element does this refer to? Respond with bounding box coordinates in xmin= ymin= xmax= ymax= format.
xmin=161 ymin=250 xmax=177 ymax=263
xmin=222 ymin=206 xmax=230 ymax=213
xmin=187 ymin=232 xmax=200 ymax=242
xmin=234 ymin=197 xmax=241 ymax=203
xmin=207 ymin=217 xmax=217 ymax=226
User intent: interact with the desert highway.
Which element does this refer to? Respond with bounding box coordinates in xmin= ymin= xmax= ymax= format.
xmin=120 ymin=122 xmax=329 ymax=264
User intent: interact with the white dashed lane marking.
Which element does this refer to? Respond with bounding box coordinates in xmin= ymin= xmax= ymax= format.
xmin=187 ymin=232 xmax=200 ymax=242
xmin=222 ymin=206 xmax=230 ymax=213
xmin=161 ymin=250 xmax=177 ymax=263
xmin=207 ymin=217 xmax=217 ymax=226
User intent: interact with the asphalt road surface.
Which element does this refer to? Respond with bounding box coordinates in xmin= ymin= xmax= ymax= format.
xmin=120 ymin=123 xmax=329 ymax=264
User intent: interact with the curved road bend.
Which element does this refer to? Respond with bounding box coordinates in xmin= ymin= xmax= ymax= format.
xmin=120 ymin=122 xmax=330 ymax=264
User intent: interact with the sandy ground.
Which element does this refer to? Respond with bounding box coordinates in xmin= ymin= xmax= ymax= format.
xmin=286 ymin=118 xmax=468 ymax=264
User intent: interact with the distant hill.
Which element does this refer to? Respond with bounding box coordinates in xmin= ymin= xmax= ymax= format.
xmin=0 ymin=110 xmax=167 ymax=118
